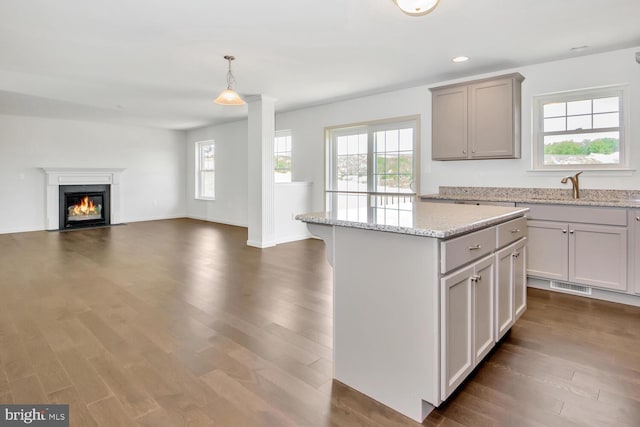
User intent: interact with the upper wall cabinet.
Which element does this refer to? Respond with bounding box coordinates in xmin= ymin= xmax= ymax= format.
xmin=431 ymin=73 xmax=524 ymax=160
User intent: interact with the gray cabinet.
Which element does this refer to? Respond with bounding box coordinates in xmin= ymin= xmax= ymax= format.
xmin=495 ymin=238 xmax=527 ymax=340
xmin=633 ymin=211 xmax=640 ymax=295
xmin=431 ymin=73 xmax=524 ymax=160
xmin=441 ymin=254 xmax=494 ymax=400
xmin=525 ymin=204 xmax=628 ymax=292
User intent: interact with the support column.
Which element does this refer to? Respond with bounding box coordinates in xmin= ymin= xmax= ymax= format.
xmin=247 ymin=95 xmax=277 ymax=248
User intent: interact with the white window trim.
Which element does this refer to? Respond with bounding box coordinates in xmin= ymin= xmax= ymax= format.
xmin=324 ymin=115 xmax=420 ymax=212
xmin=195 ymin=140 xmax=215 ymax=200
xmin=532 ymin=85 xmax=630 ymax=171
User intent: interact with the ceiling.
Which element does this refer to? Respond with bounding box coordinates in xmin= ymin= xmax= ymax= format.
xmin=1 ymin=0 xmax=639 ymax=130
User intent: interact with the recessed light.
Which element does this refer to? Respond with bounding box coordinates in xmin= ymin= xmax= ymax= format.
xmin=452 ymin=56 xmax=469 ymax=63
xmin=570 ymin=45 xmax=589 ymax=52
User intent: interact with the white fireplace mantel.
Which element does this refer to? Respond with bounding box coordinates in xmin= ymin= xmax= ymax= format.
xmin=42 ymin=167 xmax=125 ymax=230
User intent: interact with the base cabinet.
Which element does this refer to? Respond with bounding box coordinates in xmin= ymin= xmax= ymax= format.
xmin=527 ymin=219 xmax=627 ymax=291
xmin=635 ymin=211 xmax=640 ymax=295
xmin=441 ymin=254 xmax=494 ymax=400
xmin=495 ymin=238 xmax=527 ymax=340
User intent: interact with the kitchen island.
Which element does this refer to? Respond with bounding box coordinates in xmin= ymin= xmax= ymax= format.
xmin=297 ymin=201 xmax=529 ymax=422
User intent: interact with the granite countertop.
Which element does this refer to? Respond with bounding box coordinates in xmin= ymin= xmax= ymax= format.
xmin=296 ymin=201 xmax=528 ymax=239
xmin=421 ymin=187 xmax=640 ymax=208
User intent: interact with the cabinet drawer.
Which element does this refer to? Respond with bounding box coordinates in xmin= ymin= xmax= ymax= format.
xmin=441 ymin=227 xmax=496 ymax=274
xmin=520 ymin=204 xmax=627 ymax=226
xmin=497 ymin=217 xmax=527 ymax=248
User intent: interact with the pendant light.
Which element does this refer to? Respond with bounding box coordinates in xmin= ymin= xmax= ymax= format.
xmin=393 ymin=0 xmax=440 ymax=16
xmin=214 ymin=55 xmax=246 ymax=106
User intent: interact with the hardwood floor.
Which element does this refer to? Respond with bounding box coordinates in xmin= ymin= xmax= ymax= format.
xmin=1 ymin=218 xmax=639 ymax=426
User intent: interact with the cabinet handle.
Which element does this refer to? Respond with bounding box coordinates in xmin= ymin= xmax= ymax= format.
xmin=462 ymin=150 xmax=467 ymax=155
xmin=562 ymin=229 xmax=567 ymax=234
xmin=471 ymin=150 xmax=476 ymax=154
xmin=471 ymin=274 xmax=482 ymax=283
xmin=513 ymin=252 xmax=520 ymax=258
xmin=636 ymin=216 xmax=639 ymax=221
xmin=569 ymin=230 xmax=574 ymax=234
xmin=510 ymin=229 xmax=521 ymax=233
xmin=468 ymin=244 xmax=482 ymax=250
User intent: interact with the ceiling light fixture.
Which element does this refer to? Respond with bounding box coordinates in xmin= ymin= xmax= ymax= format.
xmin=214 ymin=55 xmax=246 ymax=106
xmin=393 ymin=0 xmax=440 ymax=16
xmin=452 ymin=56 xmax=469 ymax=63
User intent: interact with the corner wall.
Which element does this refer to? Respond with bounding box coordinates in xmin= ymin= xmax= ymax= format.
xmin=275 ymin=47 xmax=639 ymax=212
xmin=186 ymin=120 xmax=249 ymax=227
xmin=0 ymin=115 xmax=187 ymax=234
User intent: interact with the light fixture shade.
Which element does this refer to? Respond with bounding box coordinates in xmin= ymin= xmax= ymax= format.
xmin=214 ymin=89 xmax=246 ymax=106
xmin=393 ymin=0 xmax=440 ymax=16
xmin=214 ymin=55 xmax=246 ymax=106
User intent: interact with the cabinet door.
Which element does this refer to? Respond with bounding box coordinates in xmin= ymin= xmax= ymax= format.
xmin=526 ymin=220 xmax=568 ymax=281
xmin=569 ymin=223 xmax=627 ymax=291
xmin=441 ymin=265 xmax=474 ymax=400
xmin=634 ymin=211 xmax=640 ymax=295
xmin=495 ymin=245 xmax=515 ymax=340
xmin=468 ymin=77 xmax=515 ymax=158
xmin=473 ymin=255 xmax=495 ymax=362
xmin=432 ymin=86 xmax=468 ymax=160
xmin=513 ymin=238 xmax=527 ymax=320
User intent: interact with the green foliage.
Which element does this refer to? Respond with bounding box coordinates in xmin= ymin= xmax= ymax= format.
xmin=544 ymin=138 xmax=619 ymax=156
xmin=584 ymin=138 xmax=618 ymax=155
xmin=274 ymin=155 xmax=291 ymax=171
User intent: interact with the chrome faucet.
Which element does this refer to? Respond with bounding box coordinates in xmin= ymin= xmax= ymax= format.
xmin=561 ymin=171 xmax=583 ymax=199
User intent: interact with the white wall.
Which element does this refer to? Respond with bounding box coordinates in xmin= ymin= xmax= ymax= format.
xmin=0 ymin=115 xmax=186 ymax=234
xmin=275 ymin=182 xmax=313 ymax=244
xmin=276 ymin=46 xmax=640 ymax=213
xmin=185 ymin=47 xmax=640 ymax=229
xmin=423 ymin=47 xmax=640 ymax=194
xmin=186 ymin=120 xmax=248 ymax=227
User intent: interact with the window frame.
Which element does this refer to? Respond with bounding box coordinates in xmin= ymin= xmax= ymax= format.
xmin=195 ymin=140 xmax=216 ymax=200
xmin=532 ymin=85 xmax=629 ymax=171
xmin=324 ymin=115 xmax=420 ymax=215
xmin=274 ymin=129 xmax=292 ymax=183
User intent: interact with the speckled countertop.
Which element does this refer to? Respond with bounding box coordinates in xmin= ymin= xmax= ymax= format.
xmin=296 ymin=202 xmax=528 ymax=239
xmin=421 ymin=187 xmax=640 ymax=208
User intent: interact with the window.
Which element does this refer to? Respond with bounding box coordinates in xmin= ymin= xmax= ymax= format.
xmin=274 ymin=130 xmax=292 ymax=183
xmin=195 ymin=140 xmax=215 ymax=199
xmin=325 ymin=117 xmax=418 ymax=224
xmin=533 ymin=86 xmax=628 ymax=170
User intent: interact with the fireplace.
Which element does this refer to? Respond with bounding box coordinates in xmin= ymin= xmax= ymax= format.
xmin=58 ymin=185 xmax=111 ymax=230
xmin=42 ymin=167 xmax=124 ymax=231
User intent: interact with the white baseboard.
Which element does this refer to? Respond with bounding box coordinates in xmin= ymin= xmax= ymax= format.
xmin=123 ymin=214 xmax=185 ymax=224
xmin=274 ymin=233 xmax=313 ymax=245
xmin=528 ymin=277 xmax=640 ymax=307
xmin=246 ymin=239 xmax=277 ymax=249
xmin=186 ymin=215 xmax=248 ymax=228
xmin=0 ymin=225 xmax=45 ymax=235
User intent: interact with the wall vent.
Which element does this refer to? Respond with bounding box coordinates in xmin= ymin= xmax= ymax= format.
xmin=550 ymin=281 xmax=592 ymax=296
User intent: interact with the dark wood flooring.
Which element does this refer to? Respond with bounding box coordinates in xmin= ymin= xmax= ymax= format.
xmin=0 ymin=218 xmax=639 ymax=426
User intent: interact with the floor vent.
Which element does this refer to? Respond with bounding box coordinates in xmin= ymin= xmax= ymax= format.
xmin=550 ymin=281 xmax=592 ymax=296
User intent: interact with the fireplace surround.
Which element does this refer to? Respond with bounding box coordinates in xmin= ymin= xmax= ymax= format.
xmin=42 ymin=168 xmax=124 ymax=230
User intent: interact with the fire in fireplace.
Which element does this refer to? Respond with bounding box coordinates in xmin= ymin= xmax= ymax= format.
xmin=68 ymin=195 xmax=102 ymax=221
xmin=59 ymin=185 xmax=111 ymax=230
